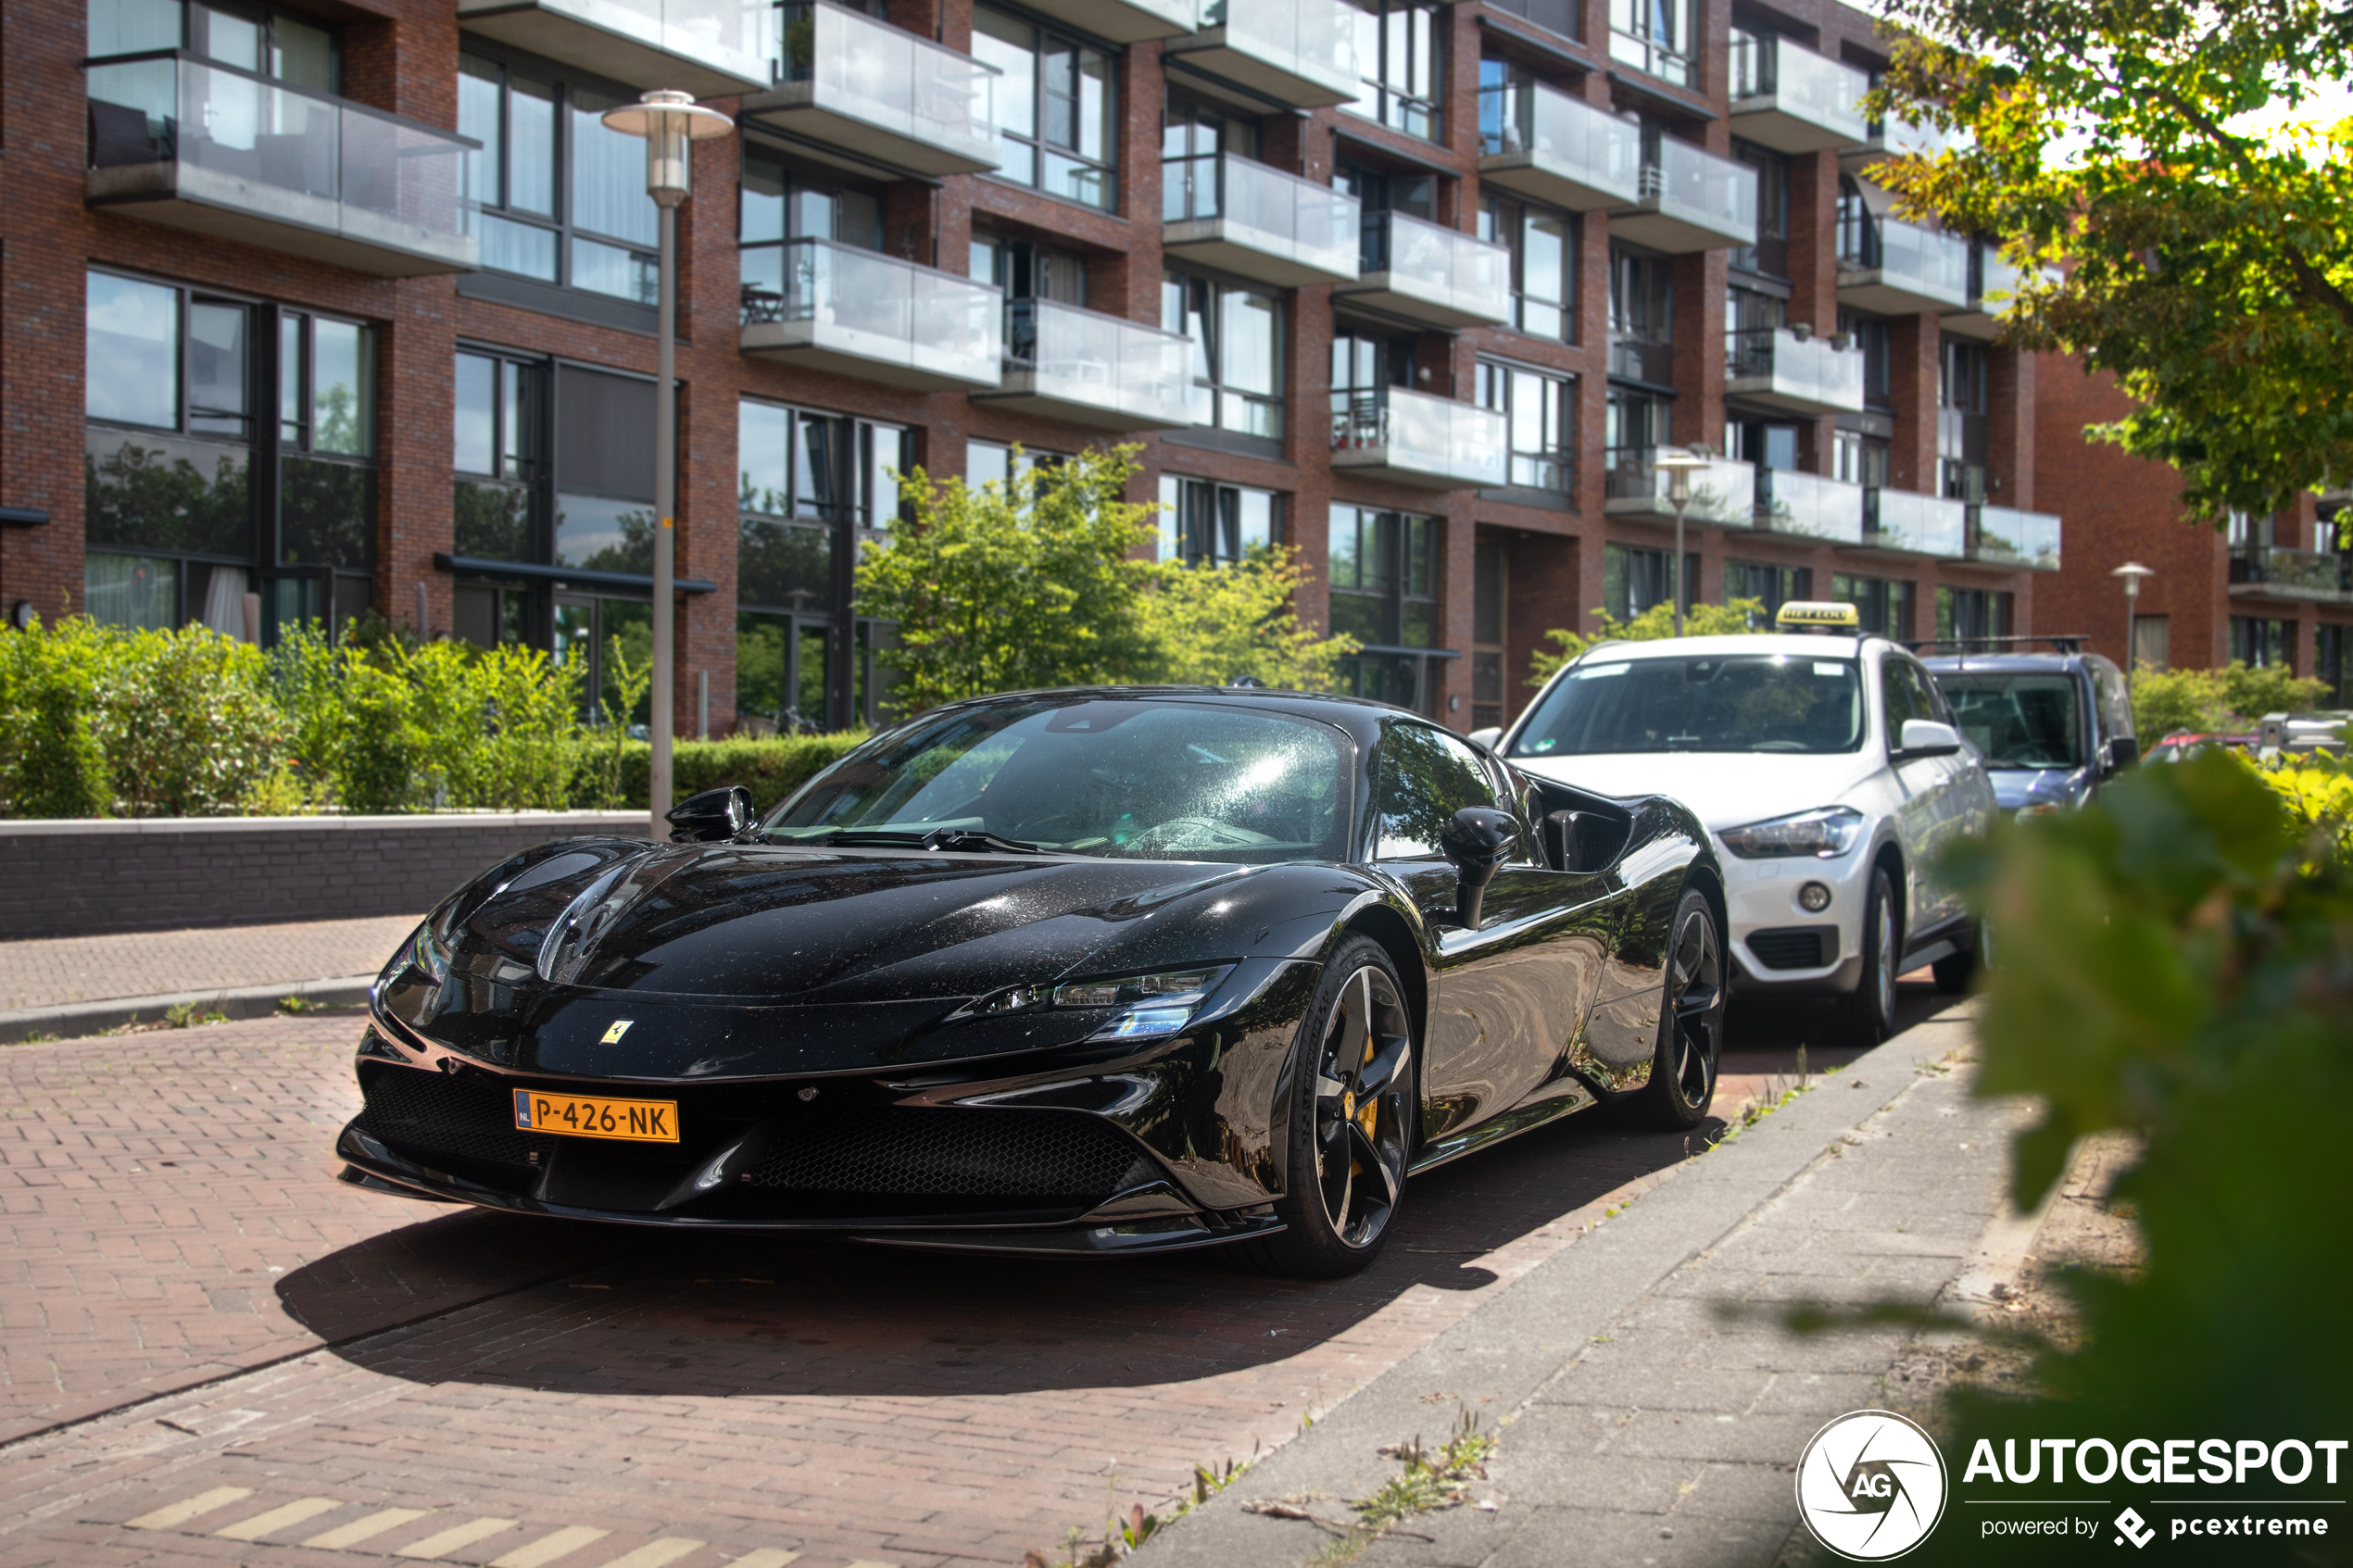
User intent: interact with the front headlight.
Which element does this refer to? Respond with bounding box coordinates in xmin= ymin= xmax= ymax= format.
xmin=1719 ymin=805 xmax=1866 ymax=859
xmin=383 ymin=918 xmax=453 ymax=987
xmin=1052 ymin=965 xmax=1232 ymax=1040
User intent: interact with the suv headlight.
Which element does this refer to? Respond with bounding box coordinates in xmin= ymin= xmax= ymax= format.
xmin=1052 ymin=965 xmax=1232 ymax=1040
xmin=1719 ymin=805 xmax=1866 ymax=859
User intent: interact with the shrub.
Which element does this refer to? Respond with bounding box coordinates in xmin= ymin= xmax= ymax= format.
xmin=2130 ymin=659 xmax=2330 ymax=740
xmin=95 ymin=624 xmax=286 ymax=817
xmin=1528 ymin=597 xmax=1770 ymax=685
xmin=0 ymin=617 xmax=112 ymax=819
xmin=606 ymin=732 xmax=871 ymax=814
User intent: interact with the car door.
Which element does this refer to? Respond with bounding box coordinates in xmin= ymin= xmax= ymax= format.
xmin=1372 ymin=720 xmax=1603 ymax=1140
xmin=1880 ymin=652 xmax=1958 ymax=935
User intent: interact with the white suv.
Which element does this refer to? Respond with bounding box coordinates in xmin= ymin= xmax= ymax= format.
xmin=1475 ymin=633 xmax=1995 ymax=1047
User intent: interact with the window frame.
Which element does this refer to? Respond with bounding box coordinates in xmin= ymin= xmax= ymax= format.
xmin=1157 ymin=474 xmax=1283 ymax=567
xmin=972 ymin=5 xmax=1121 ymax=213
xmin=1475 ymin=357 xmax=1575 ymax=496
xmin=1163 ymin=268 xmax=1286 ymax=440
xmin=1328 ymin=504 xmax=1441 ymax=652
xmin=1478 ymin=189 xmax=1577 ymax=343
xmin=1346 ymin=0 xmax=1444 ymax=143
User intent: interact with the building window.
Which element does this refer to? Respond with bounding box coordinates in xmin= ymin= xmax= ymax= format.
xmin=1163 ymin=97 xmax=1257 ymax=222
xmin=1730 ymin=142 xmax=1788 ymax=278
xmin=1478 ymin=192 xmax=1575 ymax=342
xmin=2316 ymin=623 xmax=2347 ymax=704
xmin=1608 ymin=245 xmax=1674 ymax=383
xmin=1331 ymin=324 xmax=1415 ymax=446
xmin=1346 ymin=0 xmax=1443 ymax=143
xmin=966 ymin=440 xmax=1066 ymax=490
xmin=2134 ymin=613 xmax=2171 ymax=675
xmin=738 ymin=144 xmax=884 ymax=320
xmin=1476 ymin=359 xmax=1574 ymax=495
xmin=737 ymin=396 xmax=908 ymax=732
xmin=1609 ymin=0 xmax=1695 ymax=85
xmin=452 ymin=348 xmax=543 ymax=569
xmin=1330 ymin=505 xmax=1439 ymax=651
xmin=1725 ymin=284 xmax=1789 ymax=384
xmin=90 ymin=0 xmax=339 ymax=84
xmin=1939 ymin=339 xmax=1990 ymax=501
xmin=1936 ymin=585 xmax=2015 ymax=648
xmin=1831 ymin=571 xmax=1914 ymax=640
xmin=1164 ymin=271 xmax=1285 ymax=439
xmin=274 ymin=310 xmax=377 ymax=616
xmin=972 ymin=6 xmax=1117 ymax=212
xmin=1603 ymin=386 xmax=1669 ymax=503
xmin=458 ymin=52 xmax=659 ymax=303
xmin=1472 ymin=537 xmax=1506 ymax=730
xmin=1158 ymin=476 xmax=1280 ymax=565
xmin=1603 ymin=542 xmax=1693 ymax=621
xmin=2229 ymin=615 xmax=2294 ymax=671
xmin=1839 ymin=311 xmax=1892 ymax=408
xmin=1725 ymin=559 xmax=1810 ymax=623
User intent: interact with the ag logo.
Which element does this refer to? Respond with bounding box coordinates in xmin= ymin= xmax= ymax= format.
xmin=1794 ymin=1410 xmax=1949 ymax=1561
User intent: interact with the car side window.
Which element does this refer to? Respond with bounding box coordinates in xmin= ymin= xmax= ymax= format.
xmin=1376 ymin=722 xmax=1502 ymax=860
xmin=1881 ymin=658 xmax=1931 ymax=745
xmin=2094 ymin=663 xmax=2133 ymax=741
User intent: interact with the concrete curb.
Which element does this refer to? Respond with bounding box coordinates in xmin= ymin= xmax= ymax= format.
xmin=1131 ymin=1004 xmax=1982 ymax=1568
xmin=0 ymin=974 xmax=377 ymax=1045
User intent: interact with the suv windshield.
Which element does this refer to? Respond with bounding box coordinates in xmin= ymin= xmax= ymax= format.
xmin=1508 ymin=654 xmax=1865 ymax=756
xmin=1941 ymin=673 xmax=2082 ymax=770
xmin=765 ymin=698 xmax=1350 ymax=863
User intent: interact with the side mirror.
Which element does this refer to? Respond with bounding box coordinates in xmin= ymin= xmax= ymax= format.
xmin=666 ymin=784 xmax=757 ymax=844
xmin=1466 ymin=725 xmax=1503 ymax=751
xmin=1897 ymin=719 xmax=1964 ymax=759
xmin=1438 ymin=806 xmax=1519 ymax=929
xmin=2108 ymin=735 xmax=2140 ymax=771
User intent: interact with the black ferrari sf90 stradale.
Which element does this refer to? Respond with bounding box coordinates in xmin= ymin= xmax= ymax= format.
xmin=342 ymin=688 xmax=1725 ymax=1276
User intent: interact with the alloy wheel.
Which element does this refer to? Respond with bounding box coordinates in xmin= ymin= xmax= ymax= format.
xmin=1873 ymin=889 xmax=1897 ymax=1030
xmin=1312 ymin=965 xmax=1413 ymax=1249
xmin=1665 ymin=900 xmax=1725 ymax=1106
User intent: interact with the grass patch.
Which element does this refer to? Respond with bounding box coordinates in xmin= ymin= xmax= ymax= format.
xmin=1025 ymin=1451 xmax=1255 ymax=1568
xmin=161 ymin=1000 xmax=228 ymax=1029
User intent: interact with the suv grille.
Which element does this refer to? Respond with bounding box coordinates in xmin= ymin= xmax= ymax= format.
xmin=1748 ymin=926 xmax=1839 ymax=970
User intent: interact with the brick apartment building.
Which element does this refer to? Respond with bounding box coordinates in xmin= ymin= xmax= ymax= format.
xmin=2032 ymin=355 xmax=2353 ymax=706
xmin=4 ymin=0 xmax=2070 ymax=738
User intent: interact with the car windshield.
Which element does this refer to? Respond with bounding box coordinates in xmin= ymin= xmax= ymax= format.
xmin=764 ymin=698 xmax=1351 ymax=863
xmin=1507 ymin=654 xmax=1865 ymax=756
xmin=1940 ymin=673 xmax=2082 ymax=770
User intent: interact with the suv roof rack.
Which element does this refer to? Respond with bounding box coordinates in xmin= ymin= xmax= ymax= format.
xmin=1906 ymin=633 xmax=2090 ymax=660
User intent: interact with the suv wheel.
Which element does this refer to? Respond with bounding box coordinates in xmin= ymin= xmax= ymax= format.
xmin=1835 ymin=867 xmax=1898 ymax=1049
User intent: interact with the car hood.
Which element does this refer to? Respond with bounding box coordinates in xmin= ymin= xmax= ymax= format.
xmin=1989 ymin=766 xmax=2090 ymax=811
xmin=1507 ymin=750 xmax=1882 ymax=834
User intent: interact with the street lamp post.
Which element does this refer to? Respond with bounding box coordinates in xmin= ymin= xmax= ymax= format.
xmin=1652 ymin=445 xmax=1715 ymax=637
xmin=601 ymin=89 xmax=734 ymax=835
xmin=2112 ymin=561 xmax=2154 ymax=697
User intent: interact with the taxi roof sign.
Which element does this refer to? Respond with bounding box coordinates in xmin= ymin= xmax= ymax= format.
xmin=1775 ymin=600 xmax=1862 ymax=631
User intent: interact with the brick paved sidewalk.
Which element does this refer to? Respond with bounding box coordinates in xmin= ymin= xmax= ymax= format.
xmin=0 ymin=999 xmax=1863 ymax=1568
xmin=0 ymin=916 xmax=420 ymax=1013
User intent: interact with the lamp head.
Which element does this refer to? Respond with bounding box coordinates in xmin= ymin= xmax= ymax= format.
xmin=1653 ymin=445 xmax=1710 ymax=508
xmin=601 ymin=90 xmax=736 ymax=203
xmin=2112 ymin=560 xmax=2154 ymax=599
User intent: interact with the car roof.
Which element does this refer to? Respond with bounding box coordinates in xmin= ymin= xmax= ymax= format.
xmin=1921 ymin=652 xmax=2098 ymax=673
xmin=1577 ymin=633 xmax=1872 ymax=661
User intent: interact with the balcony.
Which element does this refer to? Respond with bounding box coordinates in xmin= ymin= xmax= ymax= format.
xmin=1609 ymin=137 xmax=1757 ymax=253
xmin=1164 ymin=0 xmax=1359 ymax=109
xmin=1016 ymin=0 xmax=1194 ymax=44
xmin=2229 ymin=546 xmax=2345 ymax=602
xmin=975 ymin=299 xmax=1193 ymax=431
xmin=1164 ymin=156 xmax=1360 ymax=288
xmin=1851 ymin=488 xmax=1967 ymax=557
xmin=1755 ymin=469 xmax=1865 ymax=544
xmin=1604 ymin=450 xmax=1756 ymax=527
xmin=1730 ymin=35 xmax=1869 ymax=155
xmin=1837 ymin=214 xmax=1970 ymax=314
xmin=740 ymin=3 xmax=998 ymax=178
xmin=1724 ymin=327 xmax=1865 ymax=416
xmin=1478 ymin=82 xmax=1641 ymax=213
xmin=1968 ymin=505 xmax=2062 ymax=571
xmin=1841 ymin=115 xmax=1953 ymax=173
xmin=1329 ymin=389 xmax=1507 ymax=491
xmin=454 ymin=0 xmax=769 ymax=95
xmin=740 ymin=240 xmax=1001 ymax=390
xmin=1334 ymin=210 xmax=1512 ymax=329
xmin=1944 ymin=250 xmax=2060 ymax=341
xmin=84 ymin=56 xmax=476 ymax=277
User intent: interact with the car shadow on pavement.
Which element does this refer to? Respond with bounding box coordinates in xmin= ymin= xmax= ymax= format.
xmin=275 ymin=987 xmax=1963 ymax=1404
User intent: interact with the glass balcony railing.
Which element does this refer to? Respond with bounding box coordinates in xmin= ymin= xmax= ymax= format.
xmin=1330 ymin=387 xmax=1508 ymax=490
xmin=1164 ymin=0 xmax=1359 ymax=107
xmin=1729 ymin=35 xmax=1869 ymax=152
xmin=1862 ymin=488 xmax=1968 ymax=557
xmin=1014 ymin=0 xmax=1194 ymax=45
xmin=2228 ymin=545 xmax=2342 ymax=598
xmin=1163 ymin=154 xmax=1360 ymax=285
xmin=453 ymin=0 xmax=772 ymax=93
xmin=1342 ymin=209 xmax=1511 ymax=327
xmin=1756 ymin=469 xmax=1865 ymax=544
xmin=1477 ymin=80 xmax=1641 ymax=211
xmin=1837 ymin=213 xmax=1970 ymax=311
xmin=739 ymin=239 xmax=1001 ymax=389
xmin=1849 ymin=114 xmax=1953 ymax=167
xmin=1604 ymin=449 xmax=1757 ymax=527
xmin=1615 ymin=136 xmax=1757 ymax=252
xmin=1966 ymin=505 xmax=2061 ymax=571
xmin=1724 ymin=327 xmax=1866 ymax=415
xmin=750 ymin=2 xmax=999 ymax=176
xmin=996 ymin=298 xmax=1193 ymax=430
xmin=84 ymin=55 xmax=475 ymax=275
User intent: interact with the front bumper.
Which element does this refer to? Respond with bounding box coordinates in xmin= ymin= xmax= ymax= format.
xmin=1719 ymin=846 xmax=1871 ymax=996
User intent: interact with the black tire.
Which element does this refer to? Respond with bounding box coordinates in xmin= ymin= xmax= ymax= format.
xmin=1231 ymin=936 xmax=1416 ymax=1279
xmin=1931 ymin=921 xmax=1981 ymax=994
xmin=1617 ymin=887 xmax=1726 ymax=1131
xmin=1835 ymin=866 xmax=1899 ymax=1049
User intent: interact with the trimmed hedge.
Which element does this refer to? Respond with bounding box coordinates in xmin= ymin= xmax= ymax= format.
xmin=610 ymin=733 xmax=870 ymax=814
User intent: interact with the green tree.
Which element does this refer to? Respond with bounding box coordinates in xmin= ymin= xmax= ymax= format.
xmin=1139 ymin=544 xmax=1359 ymax=692
xmin=853 ymin=446 xmax=1161 ymax=709
xmin=1867 ymin=0 xmax=2353 ymax=521
xmin=1528 ymin=597 xmax=1770 ymax=685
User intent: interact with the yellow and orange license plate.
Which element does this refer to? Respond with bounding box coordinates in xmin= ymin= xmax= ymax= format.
xmin=512 ymin=1089 xmax=679 ymax=1143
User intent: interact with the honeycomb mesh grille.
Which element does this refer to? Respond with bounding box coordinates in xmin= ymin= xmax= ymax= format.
xmin=1748 ymin=927 xmax=1838 ymax=971
xmin=746 ymin=1110 xmax=1150 ymax=1200
xmin=356 ymin=1063 xmax=557 ymax=1173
